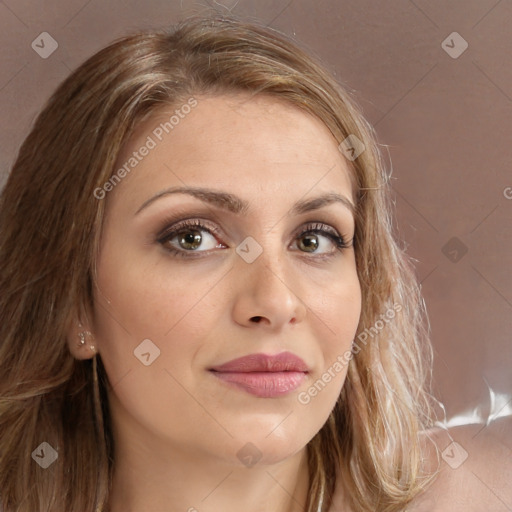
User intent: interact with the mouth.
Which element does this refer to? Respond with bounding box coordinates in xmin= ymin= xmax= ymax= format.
xmin=208 ymin=352 xmax=309 ymax=398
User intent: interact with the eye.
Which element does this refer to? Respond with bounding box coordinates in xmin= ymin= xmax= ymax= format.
xmin=291 ymin=222 xmax=351 ymax=256
xmin=155 ymin=218 xmax=352 ymax=260
xmin=157 ymin=219 xmax=225 ymax=257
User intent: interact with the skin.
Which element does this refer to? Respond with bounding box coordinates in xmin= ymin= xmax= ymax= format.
xmin=408 ymin=417 xmax=512 ymax=511
xmin=69 ymin=93 xmax=362 ymax=512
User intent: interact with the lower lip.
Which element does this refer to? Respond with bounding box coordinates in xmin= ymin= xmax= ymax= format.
xmin=210 ymin=371 xmax=307 ymax=398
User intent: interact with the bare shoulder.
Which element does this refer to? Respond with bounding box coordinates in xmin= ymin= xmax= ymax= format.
xmin=408 ymin=415 xmax=512 ymax=511
xmin=328 ymin=416 xmax=511 ymax=512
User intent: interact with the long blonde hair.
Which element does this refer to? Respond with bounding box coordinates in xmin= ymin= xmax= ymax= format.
xmin=0 ymin=13 xmax=437 ymax=512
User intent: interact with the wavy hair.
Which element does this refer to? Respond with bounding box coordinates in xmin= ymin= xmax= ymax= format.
xmin=0 ymin=13 xmax=437 ymax=512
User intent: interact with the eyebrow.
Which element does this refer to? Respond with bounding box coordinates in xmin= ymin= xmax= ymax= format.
xmin=134 ymin=186 xmax=356 ymax=218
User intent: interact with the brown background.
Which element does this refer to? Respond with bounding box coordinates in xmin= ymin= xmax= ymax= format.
xmin=1 ymin=0 xmax=511 ymax=419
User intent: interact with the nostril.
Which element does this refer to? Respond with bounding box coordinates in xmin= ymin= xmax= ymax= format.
xmin=250 ymin=316 xmax=262 ymax=323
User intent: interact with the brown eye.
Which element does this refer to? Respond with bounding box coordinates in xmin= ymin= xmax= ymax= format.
xmin=177 ymin=230 xmax=203 ymax=250
xmin=298 ymin=234 xmax=320 ymax=252
xmin=292 ymin=222 xmax=350 ymax=256
xmin=157 ymin=219 xmax=226 ymax=257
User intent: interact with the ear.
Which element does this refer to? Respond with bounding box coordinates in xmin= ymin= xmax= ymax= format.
xmin=66 ymin=307 xmax=98 ymax=360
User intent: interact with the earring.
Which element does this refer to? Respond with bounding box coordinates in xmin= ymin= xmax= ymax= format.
xmin=77 ymin=330 xmax=96 ymax=353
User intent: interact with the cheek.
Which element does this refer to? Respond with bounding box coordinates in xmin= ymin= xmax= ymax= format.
xmin=94 ymin=246 xmax=220 ymax=339
xmin=285 ymin=267 xmax=361 ymax=426
xmin=325 ymin=285 xmax=361 ymax=357
xmin=307 ymin=266 xmax=362 ymax=352
xmin=91 ymin=251 xmax=226 ymax=443
xmin=308 ymin=272 xmax=361 ymax=398
xmin=91 ymin=245 xmax=226 ymax=390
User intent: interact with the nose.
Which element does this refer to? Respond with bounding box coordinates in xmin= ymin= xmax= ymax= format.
xmin=230 ymin=249 xmax=307 ymax=331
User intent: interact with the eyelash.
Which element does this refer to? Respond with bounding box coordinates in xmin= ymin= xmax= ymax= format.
xmin=156 ymin=218 xmax=352 ymax=259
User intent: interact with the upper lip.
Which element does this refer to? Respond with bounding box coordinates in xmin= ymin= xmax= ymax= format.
xmin=209 ymin=351 xmax=309 ymax=373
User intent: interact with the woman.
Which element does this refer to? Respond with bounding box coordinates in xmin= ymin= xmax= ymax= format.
xmin=0 ymin=13 xmax=509 ymax=512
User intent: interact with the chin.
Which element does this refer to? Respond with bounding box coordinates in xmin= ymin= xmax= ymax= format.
xmin=211 ymin=426 xmax=313 ymax=469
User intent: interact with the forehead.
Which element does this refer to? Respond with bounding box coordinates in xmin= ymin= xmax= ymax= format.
xmin=108 ymin=93 xmax=355 ymax=214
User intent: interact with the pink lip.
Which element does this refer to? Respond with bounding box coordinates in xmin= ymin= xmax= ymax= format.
xmin=209 ymin=352 xmax=309 ymax=398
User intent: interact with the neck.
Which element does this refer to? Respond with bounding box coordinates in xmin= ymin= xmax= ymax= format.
xmin=106 ymin=421 xmax=311 ymax=512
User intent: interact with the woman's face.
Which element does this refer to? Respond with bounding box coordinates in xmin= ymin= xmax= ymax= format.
xmin=91 ymin=93 xmax=361 ymax=466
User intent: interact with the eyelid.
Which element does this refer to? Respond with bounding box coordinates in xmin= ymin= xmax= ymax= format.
xmin=155 ymin=217 xmax=222 ymax=242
